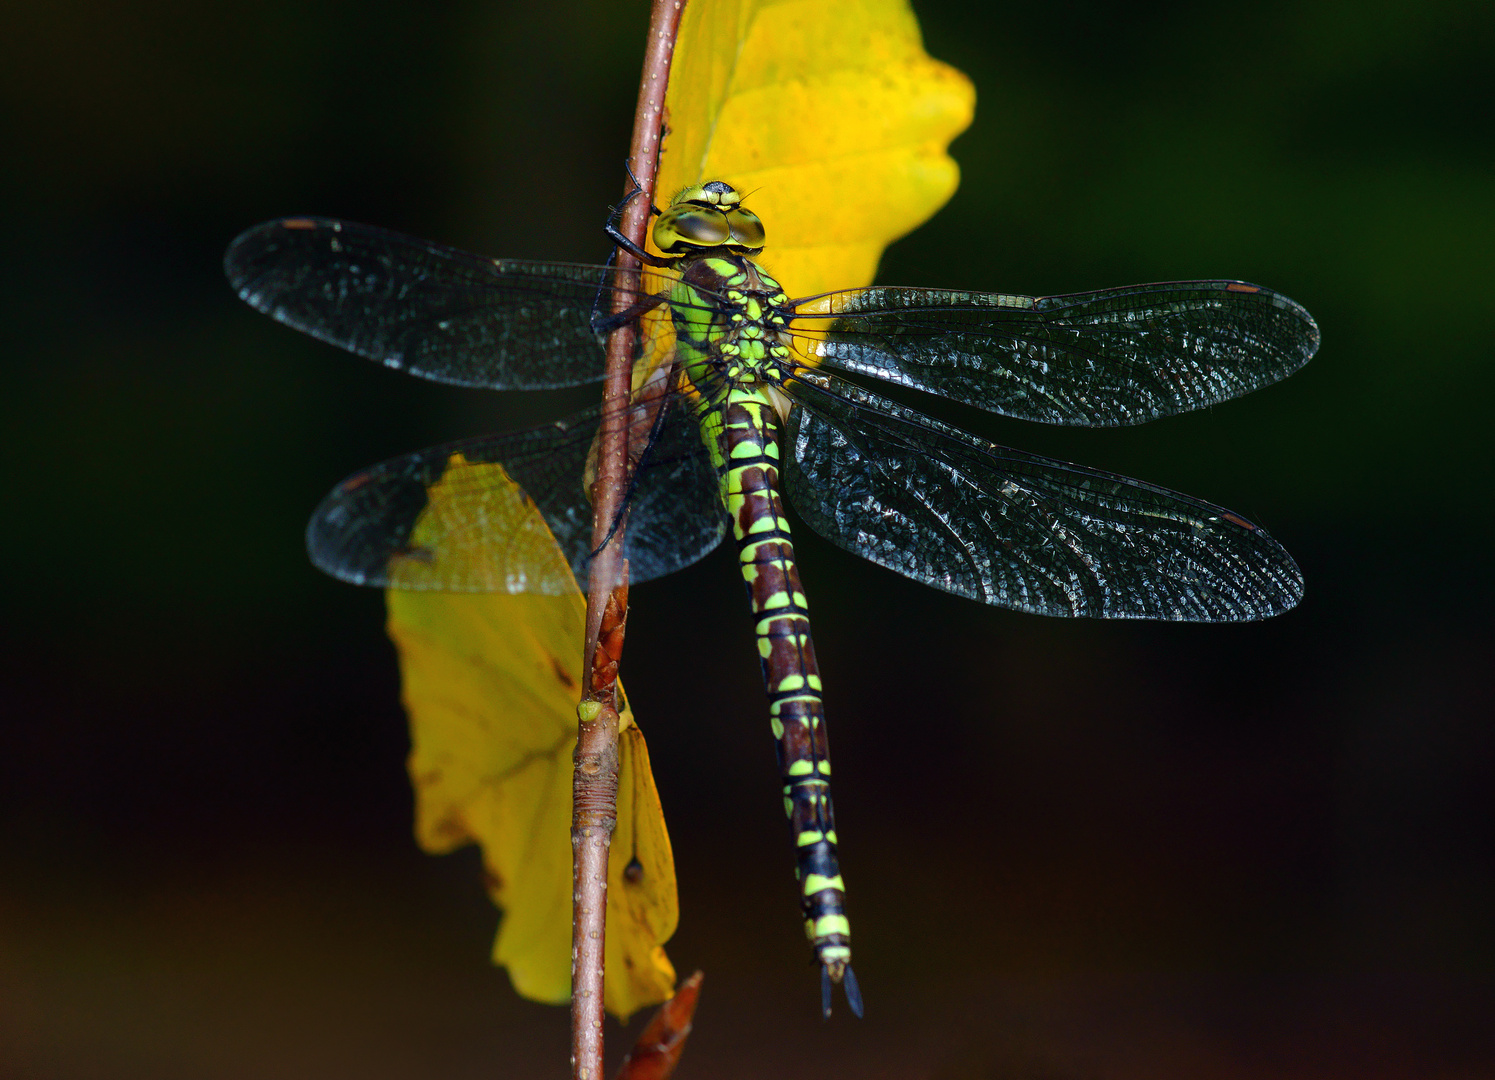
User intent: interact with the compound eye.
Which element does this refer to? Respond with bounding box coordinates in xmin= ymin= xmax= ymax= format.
xmin=653 ymin=206 xmax=730 ymax=251
xmin=726 ymin=208 xmax=765 ymax=249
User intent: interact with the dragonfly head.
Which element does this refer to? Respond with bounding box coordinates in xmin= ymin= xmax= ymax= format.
xmin=653 ymin=180 xmax=766 ymax=256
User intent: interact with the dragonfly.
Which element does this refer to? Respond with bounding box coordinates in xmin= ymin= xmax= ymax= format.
xmin=225 ymin=180 xmax=1318 ymax=1017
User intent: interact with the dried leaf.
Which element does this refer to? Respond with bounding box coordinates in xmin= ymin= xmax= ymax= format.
xmin=388 ymin=459 xmax=676 ymax=1021
xmin=614 ymin=971 xmax=704 ymax=1080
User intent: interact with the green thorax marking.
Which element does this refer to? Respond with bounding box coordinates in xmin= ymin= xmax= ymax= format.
xmin=668 ymin=254 xmax=794 ymax=396
xmin=663 ymin=252 xmax=796 ymax=501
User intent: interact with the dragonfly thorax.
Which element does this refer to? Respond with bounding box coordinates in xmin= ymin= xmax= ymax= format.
xmin=673 ymin=253 xmax=796 ymax=398
xmin=653 ymin=180 xmax=766 ymax=255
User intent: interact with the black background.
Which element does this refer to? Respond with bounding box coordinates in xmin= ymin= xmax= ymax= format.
xmin=2 ymin=1 xmax=1492 ymax=1076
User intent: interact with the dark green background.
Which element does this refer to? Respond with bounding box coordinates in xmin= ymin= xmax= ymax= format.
xmin=3 ymin=1 xmax=1491 ymax=1076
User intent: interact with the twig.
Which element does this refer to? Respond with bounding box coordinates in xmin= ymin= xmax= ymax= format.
xmin=572 ymin=2 xmax=686 ymax=1078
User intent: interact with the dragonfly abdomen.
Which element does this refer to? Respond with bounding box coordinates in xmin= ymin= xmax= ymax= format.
xmin=718 ymin=387 xmax=858 ymax=1013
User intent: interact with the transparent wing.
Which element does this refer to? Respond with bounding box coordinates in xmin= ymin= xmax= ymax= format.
xmin=226 ymin=216 xmax=707 ymax=390
xmin=780 ymin=371 xmax=1302 ymax=621
xmin=790 ymin=280 xmax=1319 ymax=426
xmin=308 ymin=395 xmax=726 ymax=593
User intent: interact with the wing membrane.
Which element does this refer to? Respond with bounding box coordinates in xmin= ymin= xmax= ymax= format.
xmin=226 ymin=217 xmax=708 ymax=390
xmin=781 ymin=372 xmax=1302 ymax=621
xmin=308 ymin=396 xmax=726 ymax=593
xmin=791 ymin=280 xmax=1319 ymax=426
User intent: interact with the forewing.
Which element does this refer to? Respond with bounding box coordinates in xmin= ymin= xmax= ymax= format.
xmin=792 ymin=281 xmax=1318 ymax=426
xmin=226 ymin=217 xmax=678 ymax=389
xmin=308 ymin=398 xmax=726 ymax=593
xmin=781 ymin=373 xmax=1302 ymax=621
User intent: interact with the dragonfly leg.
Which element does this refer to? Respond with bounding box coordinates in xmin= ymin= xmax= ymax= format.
xmin=590 ymin=288 xmax=668 ymax=336
xmin=604 ymin=222 xmax=674 ymax=267
xmin=603 ymin=161 xmax=672 ymax=265
xmin=609 ymin=158 xmax=664 ymax=221
xmin=586 ymin=382 xmax=680 ymax=558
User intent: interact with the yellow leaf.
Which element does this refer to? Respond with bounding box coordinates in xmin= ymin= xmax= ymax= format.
xmin=659 ymin=0 xmax=975 ymax=294
xmin=387 ymin=459 xmax=677 ymax=1021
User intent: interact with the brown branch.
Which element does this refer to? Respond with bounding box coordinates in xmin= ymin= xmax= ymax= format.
xmin=572 ymin=2 xmax=686 ymax=1078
